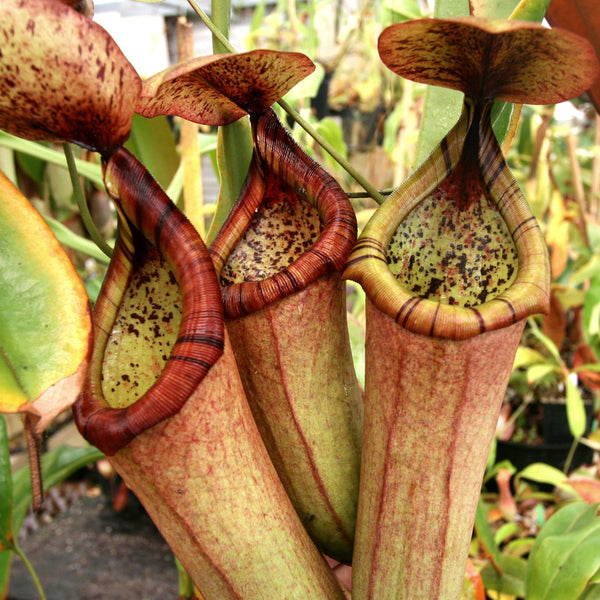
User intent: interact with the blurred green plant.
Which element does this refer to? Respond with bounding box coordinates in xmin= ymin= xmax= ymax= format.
xmin=0 ymin=415 xmax=103 ymax=599
xmin=0 ymin=0 xmax=599 ymax=599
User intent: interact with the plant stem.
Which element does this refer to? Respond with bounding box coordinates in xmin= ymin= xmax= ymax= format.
xmin=62 ymin=143 xmax=113 ymax=258
xmin=278 ymin=98 xmax=386 ymax=204
xmin=13 ymin=542 xmax=47 ymax=600
xmin=563 ymin=437 xmax=579 ymax=474
xmin=177 ymin=16 xmax=206 ymax=238
xmin=186 ymin=0 xmax=386 ymax=205
xmin=189 ymin=0 xmax=233 ymax=53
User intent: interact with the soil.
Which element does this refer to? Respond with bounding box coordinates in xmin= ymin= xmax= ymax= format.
xmin=7 ymin=491 xmax=179 ymax=600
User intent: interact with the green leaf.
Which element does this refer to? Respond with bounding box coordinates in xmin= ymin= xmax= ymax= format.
xmin=526 ymin=504 xmax=600 ymax=600
xmin=206 ymin=118 xmax=253 ymax=245
xmin=509 ymin=0 xmax=551 ymax=21
xmin=513 ymin=345 xmax=549 ymax=368
xmin=575 ymin=364 xmax=600 ymax=373
xmin=527 ymin=362 xmax=560 ymax=384
xmin=494 ymin=521 xmax=521 ymax=545
xmin=471 ymin=0 xmax=523 ymax=18
xmin=528 ymin=323 xmax=563 ymax=364
xmin=583 ymin=275 xmax=600 ymax=346
xmin=125 ymin=114 xmax=180 ymax=192
xmin=474 ymin=498 xmax=503 ymax=569
xmin=518 ymin=462 xmax=574 ymax=492
xmin=314 ymin=116 xmax=348 ymax=175
xmin=570 ymin=254 xmax=600 ymax=286
xmin=566 ymin=376 xmax=587 ymax=439
xmin=412 ymin=0 xmax=468 ymax=166
xmin=414 ymin=87 xmax=463 ymax=167
xmin=0 ymin=550 xmax=13 ymax=600
xmin=44 ymin=216 xmax=111 ymax=264
xmin=533 ymin=503 xmax=599 ymax=549
xmin=480 ymin=553 xmax=527 ymax=597
xmin=0 ymin=416 xmax=14 ymax=551
xmin=0 ymin=132 xmax=104 ymax=188
xmin=579 ymin=583 xmax=600 ymax=600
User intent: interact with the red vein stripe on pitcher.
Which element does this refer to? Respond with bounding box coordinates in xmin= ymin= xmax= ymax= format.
xmin=74 ymin=148 xmax=224 ymax=456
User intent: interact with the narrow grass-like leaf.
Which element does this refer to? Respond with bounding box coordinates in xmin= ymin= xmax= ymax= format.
xmin=0 ymin=416 xmax=14 ymax=551
xmin=44 ymin=216 xmax=112 ymax=264
xmin=474 ymin=498 xmax=503 ymax=571
xmin=0 ymin=133 xmax=104 ymax=188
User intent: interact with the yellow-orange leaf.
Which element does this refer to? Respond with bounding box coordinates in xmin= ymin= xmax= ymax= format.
xmin=0 ymin=171 xmax=91 ymax=432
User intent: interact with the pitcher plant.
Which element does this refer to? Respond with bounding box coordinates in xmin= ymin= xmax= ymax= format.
xmin=343 ymin=17 xmax=599 ymax=600
xmin=2 ymin=0 xmax=600 ymax=599
xmin=1 ymin=1 xmax=349 ymax=596
xmin=209 ymin=106 xmax=362 ymax=564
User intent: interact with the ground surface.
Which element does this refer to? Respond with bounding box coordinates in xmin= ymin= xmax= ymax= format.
xmin=7 ymin=477 xmax=179 ymax=600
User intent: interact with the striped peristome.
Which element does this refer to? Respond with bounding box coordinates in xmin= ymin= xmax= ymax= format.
xmin=74 ymin=148 xmax=224 ymax=456
xmin=210 ymin=108 xmax=358 ymax=318
xmin=343 ymin=99 xmax=549 ymax=340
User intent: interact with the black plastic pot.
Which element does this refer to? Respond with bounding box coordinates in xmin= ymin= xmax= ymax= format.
xmin=496 ymin=401 xmax=595 ymax=472
xmin=496 ymin=438 xmax=593 ymax=472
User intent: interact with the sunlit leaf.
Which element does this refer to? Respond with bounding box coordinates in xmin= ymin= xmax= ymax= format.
xmin=0 ymin=171 xmax=91 ymax=432
xmin=513 ymin=345 xmax=549 ymax=369
xmin=471 ymin=0 xmax=521 ymax=18
xmin=0 ymin=0 xmax=141 ymax=153
xmin=546 ymin=189 xmax=571 ymax=279
xmin=137 ymin=50 xmax=315 ymax=125
xmin=526 ymin=362 xmax=559 ymax=384
xmin=125 ymin=114 xmax=180 ymax=191
xmin=518 ymin=462 xmax=574 ymax=492
xmin=566 ymin=375 xmax=587 ymax=439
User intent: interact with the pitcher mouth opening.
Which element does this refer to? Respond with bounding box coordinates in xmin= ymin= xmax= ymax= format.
xmin=210 ymin=109 xmax=357 ymax=319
